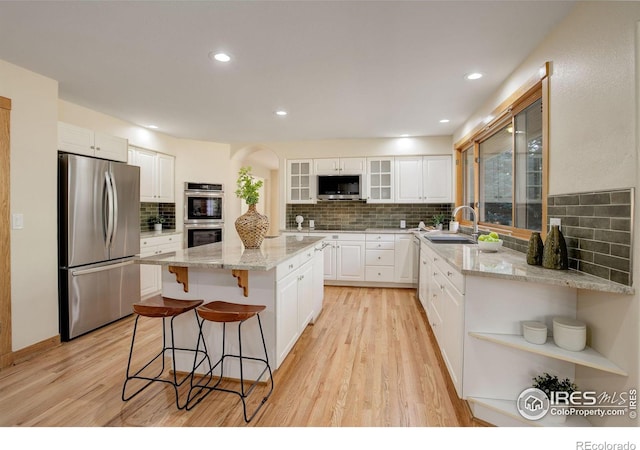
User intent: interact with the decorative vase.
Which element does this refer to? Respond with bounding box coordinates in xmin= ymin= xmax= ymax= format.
xmin=542 ymin=225 xmax=568 ymax=270
xmin=154 ymin=223 xmax=162 ymax=232
xmin=526 ymin=232 xmax=544 ymax=265
xmin=235 ymin=204 xmax=269 ymax=249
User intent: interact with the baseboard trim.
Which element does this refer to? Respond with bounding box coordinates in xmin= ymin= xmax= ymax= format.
xmin=10 ymin=335 xmax=61 ymax=366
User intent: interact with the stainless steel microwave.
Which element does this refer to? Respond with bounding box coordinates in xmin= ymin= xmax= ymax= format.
xmin=317 ymin=174 xmax=362 ymax=201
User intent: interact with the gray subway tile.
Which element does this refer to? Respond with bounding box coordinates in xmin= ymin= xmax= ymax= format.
xmin=580 ymin=240 xmax=610 ymax=254
xmin=610 ymin=270 xmax=631 ymax=286
xmin=563 ymin=226 xmax=594 ymax=240
xmin=594 ymin=229 xmax=631 ymax=245
xmin=611 ymin=218 xmax=631 ymax=231
xmin=610 ymin=244 xmax=630 ymax=259
xmin=554 ymin=195 xmax=580 ymax=206
xmin=593 ymin=204 xmax=631 ymax=218
xmin=593 ymin=254 xmax=631 ymax=272
xmin=579 ymin=217 xmax=610 ymax=229
xmin=566 ymin=205 xmax=594 ymax=216
xmin=579 ymin=262 xmax=610 ymax=280
xmin=579 ymin=192 xmax=611 ymax=205
xmin=610 ymin=190 xmax=631 ymax=205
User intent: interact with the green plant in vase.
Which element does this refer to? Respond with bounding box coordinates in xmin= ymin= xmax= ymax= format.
xmin=432 ymin=213 xmax=445 ymax=230
xmin=234 ymin=166 xmax=269 ymax=248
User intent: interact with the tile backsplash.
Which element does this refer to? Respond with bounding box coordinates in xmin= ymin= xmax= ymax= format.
xmin=140 ymin=202 xmax=176 ymax=232
xmin=548 ymin=188 xmax=633 ymax=286
xmin=286 ymin=202 xmax=452 ymax=231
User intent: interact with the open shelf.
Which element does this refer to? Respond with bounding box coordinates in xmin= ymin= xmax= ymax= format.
xmin=467 ymin=397 xmax=592 ymax=427
xmin=468 ymin=332 xmax=627 ymax=376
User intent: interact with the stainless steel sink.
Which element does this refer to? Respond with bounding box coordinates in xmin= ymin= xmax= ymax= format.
xmin=424 ymin=234 xmax=476 ymax=244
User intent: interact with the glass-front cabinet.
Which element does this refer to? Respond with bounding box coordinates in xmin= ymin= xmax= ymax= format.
xmin=366 ymin=157 xmax=394 ymax=203
xmin=287 ymin=159 xmax=315 ymax=204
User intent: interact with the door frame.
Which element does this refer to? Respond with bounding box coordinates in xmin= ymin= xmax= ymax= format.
xmin=0 ymin=96 xmax=12 ymax=369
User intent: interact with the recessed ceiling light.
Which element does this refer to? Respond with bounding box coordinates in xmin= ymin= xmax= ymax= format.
xmin=439 ymin=119 xmax=450 ymax=123
xmin=275 ymin=110 xmax=288 ymax=116
xmin=147 ymin=125 xmax=158 ymax=129
xmin=465 ymin=72 xmax=483 ymax=80
xmin=210 ymin=52 xmax=231 ymax=62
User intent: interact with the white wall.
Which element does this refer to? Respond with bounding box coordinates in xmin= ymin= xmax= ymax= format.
xmin=454 ymin=2 xmax=640 ymax=426
xmin=0 ymin=59 xmax=59 ymax=350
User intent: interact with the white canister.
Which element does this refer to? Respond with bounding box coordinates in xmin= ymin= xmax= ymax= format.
xmin=553 ymin=316 xmax=587 ymax=351
xmin=522 ymin=321 xmax=547 ymax=345
xmin=449 ymin=221 xmax=459 ymax=233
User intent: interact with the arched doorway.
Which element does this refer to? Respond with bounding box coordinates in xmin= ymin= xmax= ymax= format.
xmin=230 ymin=145 xmax=280 ymax=235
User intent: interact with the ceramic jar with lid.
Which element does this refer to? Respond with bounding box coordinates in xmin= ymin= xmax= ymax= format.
xmin=522 ymin=321 xmax=548 ymax=344
xmin=553 ymin=316 xmax=587 ymax=351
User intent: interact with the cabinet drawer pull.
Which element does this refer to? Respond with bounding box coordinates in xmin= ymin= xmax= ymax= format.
xmin=447 ymin=271 xmax=452 ymax=276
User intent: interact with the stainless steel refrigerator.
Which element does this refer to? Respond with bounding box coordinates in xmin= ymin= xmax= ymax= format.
xmin=58 ymin=152 xmax=141 ymax=341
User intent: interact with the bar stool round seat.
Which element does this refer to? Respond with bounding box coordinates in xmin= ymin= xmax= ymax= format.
xmin=196 ymin=301 xmax=266 ymax=323
xmin=186 ymin=300 xmax=274 ymax=422
xmin=122 ymin=295 xmax=210 ymax=410
xmin=133 ymin=296 xmax=204 ymax=317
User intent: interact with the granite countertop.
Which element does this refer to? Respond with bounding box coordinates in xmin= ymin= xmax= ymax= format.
xmin=282 ymin=227 xmax=417 ymax=234
xmin=417 ymin=232 xmax=634 ymax=295
xmin=135 ymin=234 xmax=325 ymax=270
xmin=140 ymin=229 xmax=182 ymax=239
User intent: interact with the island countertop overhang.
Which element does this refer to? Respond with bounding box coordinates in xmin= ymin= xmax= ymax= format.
xmin=134 ymin=235 xmax=326 ymax=271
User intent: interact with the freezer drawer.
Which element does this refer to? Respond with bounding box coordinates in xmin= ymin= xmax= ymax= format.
xmin=59 ymin=258 xmax=140 ymax=340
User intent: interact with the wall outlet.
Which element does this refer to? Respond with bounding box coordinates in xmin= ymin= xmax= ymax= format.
xmin=400 ymin=220 xmax=406 ymax=229
xmin=550 ymin=217 xmax=561 ymax=227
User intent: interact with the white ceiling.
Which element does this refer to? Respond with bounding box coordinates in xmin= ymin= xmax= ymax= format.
xmin=0 ymin=1 xmax=575 ymax=143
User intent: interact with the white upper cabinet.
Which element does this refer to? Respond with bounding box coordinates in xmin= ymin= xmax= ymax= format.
xmin=395 ymin=155 xmax=452 ymax=203
xmin=366 ymin=157 xmax=394 ymax=203
xmin=314 ymin=157 xmax=365 ymax=175
xmin=422 ymin=155 xmax=452 ymax=203
xmin=129 ymin=146 xmax=175 ymax=203
xmin=58 ymin=122 xmax=128 ymax=162
xmin=287 ymin=159 xmax=315 ymax=204
xmin=395 ymin=156 xmax=423 ymax=203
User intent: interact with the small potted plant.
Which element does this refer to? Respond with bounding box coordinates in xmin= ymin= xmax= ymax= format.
xmin=149 ymin=215 xmax=165 ymax=232
xmin=234 ymin=166 xmax=269 ymax=248
xmin=432 ymin=213 xmax=445 ymax=231
xmin=532 ymin=372 xmax=578 ymax=423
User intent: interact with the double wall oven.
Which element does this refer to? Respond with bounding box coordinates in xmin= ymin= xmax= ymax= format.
xmin=184 ymin=182 xmax=224 ymax=248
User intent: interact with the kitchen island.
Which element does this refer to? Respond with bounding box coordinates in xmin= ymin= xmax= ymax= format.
xmin=135 ymin=234 xmax=326 ymax=380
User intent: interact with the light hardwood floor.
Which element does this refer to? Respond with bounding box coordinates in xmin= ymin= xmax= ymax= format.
xmin=0 ymin=286 xmax=482 ymax=427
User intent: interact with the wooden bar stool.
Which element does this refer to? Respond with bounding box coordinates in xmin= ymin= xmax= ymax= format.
xmin=122 ymin=295 xmax=210 ymax=410
xmin=186 ymin=301 xmax=274 ymax=422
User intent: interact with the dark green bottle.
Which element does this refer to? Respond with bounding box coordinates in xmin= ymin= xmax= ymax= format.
xmin=542 ymin=225 xmax=568 ymax=270
xmin=526 ymin=232 xmax=544 ymax=265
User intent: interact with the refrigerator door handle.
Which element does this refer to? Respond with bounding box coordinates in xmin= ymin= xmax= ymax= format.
xmin=110 ymin=169 xmax=119 ymax=245
xmin=71 ymin=259 xmax=135 ymax=277
xmin=104 ymin=170 xmax=115 ymax=248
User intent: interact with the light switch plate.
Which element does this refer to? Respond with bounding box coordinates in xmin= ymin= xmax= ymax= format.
xmin=12 ymin=213 xmax=24 ymax=229
xmin=550 ymin=217 xmax=561 ymax=227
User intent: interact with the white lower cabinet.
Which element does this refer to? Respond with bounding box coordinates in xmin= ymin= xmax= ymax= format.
xmin=394 ymin=234 xmax=417 ymax=284
xmin=321 ymin=233 xmax=365 ymax=282
xmin=365 ymin=234 xmax=395 ymax=282
xmin=420 ymin=241 xmax=465 ymax=397
xmin=276 ymin=251 xmax=322 ymax=367
xmin=139 ymin=234 xmax=182 ymax=299
xmin=418 ymin=242 xmax=430 ymax=313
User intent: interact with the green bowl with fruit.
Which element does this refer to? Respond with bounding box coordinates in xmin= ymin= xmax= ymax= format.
xmin=477 ymin=232 xmax=503 ymax=252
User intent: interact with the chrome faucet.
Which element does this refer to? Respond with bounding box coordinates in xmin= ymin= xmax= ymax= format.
xmin=452 ymin=205 xmax=479 ymax=241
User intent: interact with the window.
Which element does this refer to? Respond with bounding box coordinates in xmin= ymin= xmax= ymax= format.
xmin=455 ymin=65 xmax=548 ymax=239
xmin=460 ymin=145 xmax=475 ymax=221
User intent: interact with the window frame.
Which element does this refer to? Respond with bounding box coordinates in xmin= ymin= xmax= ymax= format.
xmin=455 ymin=63 xmax=549 ymax=240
